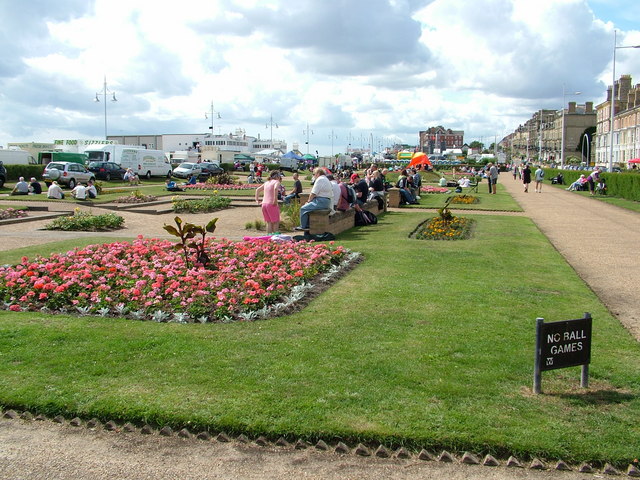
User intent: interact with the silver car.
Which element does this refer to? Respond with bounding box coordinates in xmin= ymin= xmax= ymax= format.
xmin=43 ymin=162 xmax=95 ymax=189
xmin=172 ymin=162 xmax=203 ymax=179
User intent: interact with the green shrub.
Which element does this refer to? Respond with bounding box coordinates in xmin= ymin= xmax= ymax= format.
xmin=3 ymin=165 xmax=45 ymax=182
xmin=172 ymin=194 xmax=231 ymax=213
xmin=44 ymin=209 xmax=124 ymax=231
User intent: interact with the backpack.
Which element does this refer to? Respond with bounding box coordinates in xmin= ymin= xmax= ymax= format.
xmin=355 ymin=210 xmax=377 ymax=226
xmin=345 ymin=185 xmax=357 ymax=204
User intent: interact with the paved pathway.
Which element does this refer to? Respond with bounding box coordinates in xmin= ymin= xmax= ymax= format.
xmin=499 ymin=175 xmax=640 ymax=341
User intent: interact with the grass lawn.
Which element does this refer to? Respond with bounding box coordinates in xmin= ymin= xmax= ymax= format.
xmin=409 ymin=184 xmax=522 ymax=211
xmin=0 ymin=212 xmax=639 ymax=466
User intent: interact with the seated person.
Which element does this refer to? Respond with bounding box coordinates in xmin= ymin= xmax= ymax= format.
xmin=458 ymin=177 xmax=471 ymax=188
xmin=283 ymin=172 xmax=303 ymax=205
xmin=47 ymin=181 xmax=65 ymax=199
xmin=86 ymin=180 xmax=98 ymax=199
xmin=438 ymin=176 xmax=447 ymax=187
xmin=187 ymin=174 xmax=198 ymax=185
xmin=166 ymin=178 xmax=184 ymax=192
xmin=596 ymin=179 xmax=607 ymax=195
xmin=123 ymin=168 xmax=140 ymax=185
xmin=396 ymin=169 xmax=418 ymax=205
xmin=71 ymin=183 xmax=87 ymax=200
xmin=566 ymin=174 xmax=586 ymax=191
xmin=11 ymin=177 xmax=30 ymax=195
xmin=29 ymin=177 xmax=43 ymax=194
xmin=295 ymin=167 xmax=333 ymax=231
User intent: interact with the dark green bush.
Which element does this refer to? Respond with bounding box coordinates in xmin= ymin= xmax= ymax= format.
xmin=3 ymin=165 xmax=45 ymax=182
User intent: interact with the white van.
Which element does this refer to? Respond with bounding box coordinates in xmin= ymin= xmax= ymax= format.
xmin=0 ymin=149 xmax=37 ymax=165
xmin=85 ymin=145 xmax=172 ymax=178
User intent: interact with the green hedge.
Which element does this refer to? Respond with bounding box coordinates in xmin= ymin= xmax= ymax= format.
xmin=544 ymin=168 xmax=640 ymax=201
xmin=3 ymin=165 xmax=45 ymax=182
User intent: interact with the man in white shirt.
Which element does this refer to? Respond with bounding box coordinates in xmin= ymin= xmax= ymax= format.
xmin=296 ymin=167 xmax=333 ymax=231
xmin=71 ymin=183 xmax=87 ymax=200
xmin=47 ymin=181 xmax=65 ymax=199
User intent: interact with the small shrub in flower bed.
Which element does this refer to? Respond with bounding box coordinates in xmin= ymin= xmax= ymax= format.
xmin=450 ymin=194 xmax=479 ymax=204
xmin=421 ymin=185 xmax=449 ymax=194
xmin=44 ymin=209 xmax=125 ymax=231
xmin=172 ymin=195 xmax=232 ymax=213
xmin=184 ymin=183 xmax=258 ymax=191
xmin=413 ymin=215 xmax=475 ymax=240
xmin=0 ymin=236 xmax=358 ymax=323
xmin=0 ymin=207 xmax=28 ymax=220
xmin=114 ymin=190 xmax=158 ymax=203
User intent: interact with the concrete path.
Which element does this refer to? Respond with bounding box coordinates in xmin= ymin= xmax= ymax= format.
xmin=499 ymin=174 xmax=640 ymax=341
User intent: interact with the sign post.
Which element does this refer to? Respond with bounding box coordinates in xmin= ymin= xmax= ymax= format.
xmin=533 ymin=313 xmax=592 ymax=394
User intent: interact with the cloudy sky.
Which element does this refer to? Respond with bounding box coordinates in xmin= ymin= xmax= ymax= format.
xmin=1 ymin=0 xmax=639 ymax=155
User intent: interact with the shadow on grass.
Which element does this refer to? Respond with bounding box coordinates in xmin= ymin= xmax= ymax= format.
xmin=553 ymin=389 xmax=636 ymax=406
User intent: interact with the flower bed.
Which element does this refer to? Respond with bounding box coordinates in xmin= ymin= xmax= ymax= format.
xmin=114 ymin=190 xmax=158 ymax=203
xmin=413 ymin=216 xmax=475 ymax=240
xmin=421 ymin=185 xmax=450 ymax=194
xmin=0 ymin=208 xmax=28 ymax=220
xmin=0 ymin=236 xmax=357 ymax=323
xmin=184 ymin=183 xmax=259 ymax=191
xmin=450 ymin=194 xmax=479 ymax=204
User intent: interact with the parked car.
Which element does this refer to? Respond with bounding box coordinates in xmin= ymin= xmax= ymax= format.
xmin=197 ymin=162 xmax=224 ymax=182
xmin=172 ymin=162 xmax=203 ymax=179
xmin=87 ymin=161 xmax=127 ymax=181
xmin=43 ymin=161 xmax=95 ymax=189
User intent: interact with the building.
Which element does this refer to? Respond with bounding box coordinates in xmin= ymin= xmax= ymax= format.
xmin=107 ymin=130 xmax=287 ymax=163
xmin=595 ymin=74 xmax=640 ymax=168
xmin=504 ymin=103 xmax=595 ymax=165
xmin=418 ymin=126 xmax=464 ymax=154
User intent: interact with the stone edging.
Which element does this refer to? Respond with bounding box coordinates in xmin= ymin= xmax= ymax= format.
xmin=2 ymin=409 xmax=639 ymax=477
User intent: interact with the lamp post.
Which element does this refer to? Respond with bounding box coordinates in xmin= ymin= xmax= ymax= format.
xmin=265 ymin=114 xmax=278 ymax=148
xmin=608 ymin=30 xmax=640 ymax=172
xmin=560 ymin=86 xmax=581 ymax=168
xmin=303 ymin=123 xmax=313 ymax=155
xmin=94 ymin=76 xmax=117 ymax=140
xmin=328 ymin=130 xmax=338 ymax=157
xmin=205 ymin=101 xmax=221 ymax=135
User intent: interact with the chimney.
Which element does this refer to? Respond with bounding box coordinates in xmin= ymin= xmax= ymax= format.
xmin=585 ymin=102 xmax=593 ymax=113
xmin=607 ymin=86 xmax=612 ymax=102
xmin=568 ymin=102 xmax=577 ymax=113
xmin=620 ymin=74 xmax=632 ymax=101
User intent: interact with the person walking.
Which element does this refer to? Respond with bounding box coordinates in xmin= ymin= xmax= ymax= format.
xmin=522 ymin=164 xmax=532 ymax=193
xmin=534 ymin=165 xmax=545 ymax=193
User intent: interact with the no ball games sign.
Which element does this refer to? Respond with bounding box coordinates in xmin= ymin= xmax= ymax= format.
xmin=533 ymin=313 xmax=592 ymax=394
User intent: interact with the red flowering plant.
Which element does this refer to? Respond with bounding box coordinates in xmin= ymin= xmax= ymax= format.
xmin=0 ymin=236 xmax=355 ymax=323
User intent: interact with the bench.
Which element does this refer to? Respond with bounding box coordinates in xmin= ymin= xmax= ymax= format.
xmin=306 ymin=198 xmax=385 ymax=235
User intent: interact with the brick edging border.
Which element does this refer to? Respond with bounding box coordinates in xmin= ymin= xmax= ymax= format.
xmin=2 ymin=409 xmax=638 ymax=477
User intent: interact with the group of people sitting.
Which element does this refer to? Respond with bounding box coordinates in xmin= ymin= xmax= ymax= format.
xmin=10 ymin=176 xmax=98 ymax=200
xmin=10 ymin=177 xmax=43 ymax=196
xmin=566 ymin=167 xmax=606 ymax=195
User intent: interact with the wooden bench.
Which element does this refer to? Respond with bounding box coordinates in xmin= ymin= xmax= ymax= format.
xmin=306 ymin=198 xmax=385 ymax=235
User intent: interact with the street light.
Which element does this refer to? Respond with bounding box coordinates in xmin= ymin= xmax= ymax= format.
xmin=303 ymin=123 xmax=313 ymax=155
xmin=608 ymin=30 xmax=640 ymax=172
xmin=560 ymin=85 xmax=581 ymax=168
xmin=94 ymin=76 xmax=117 ymax=140
xmin=205 ymin=101 xmax=221 ymax=134
xmin=265 ymin=114 xmax=278 ymax=148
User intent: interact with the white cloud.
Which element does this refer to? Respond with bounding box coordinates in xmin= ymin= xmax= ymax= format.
xmin=0 ymin=0 xmax=639 ymax=151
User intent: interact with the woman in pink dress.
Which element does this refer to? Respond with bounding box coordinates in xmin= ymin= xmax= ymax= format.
xmin=255 ymin=170 xmax=282 ymax=234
